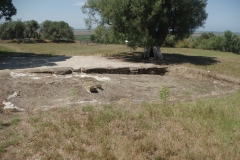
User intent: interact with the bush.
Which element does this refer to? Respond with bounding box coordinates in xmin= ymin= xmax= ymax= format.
xmin=163 ymin=35 xmax=176 ymax=47
xmin=193 ymin=31 xmax=240 ymax=54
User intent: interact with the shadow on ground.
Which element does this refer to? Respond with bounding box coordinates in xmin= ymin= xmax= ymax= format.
xmin=107 ymin=52 xmax=220 ymax=66
xmin=0 ymin=51 xmax=71 ymax=70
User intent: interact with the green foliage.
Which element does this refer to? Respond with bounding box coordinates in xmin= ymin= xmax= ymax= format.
xmin=93 ymin=25 xmax=120 ymax=44
xmin=222 ymin=30 xmax=240 ymax=53
xmin=82 ymin=0 xmax=208 ymax=48
xmin=82 ymin=105 xmax=95 ymax=112
xmin=173 ymin=31 xmax=240 ymax=54
xmin=162 ymin=35 xmax=176 ymax=47
xmin=90 ymin=34 xmax=96 ymax=42
xmin=0 ymin=20 xmax=25 ymax=40
xmin=25 ymin=20 xmax=40 ymax=39
xmin=40 ymin=20 xmax=74 ymax=41
xmin=11 ymin=117 xmax=21 ymax=125
xmin=194 ymin=31 xmax=240 ymax=54
xmin=0 ymin=0 xmax=17 ymax=20
xmin=176 ymin=38 xmax=195 ymax=48
xmin=158 ymin=86 xmax=170 ymax=106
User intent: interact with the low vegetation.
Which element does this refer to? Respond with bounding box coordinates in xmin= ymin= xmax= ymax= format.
xmin=1 ymin=90 xmax=240 ymax=159
xmin=163 ymin=30 xmax=240 ymax=54
xmin=0 ymin=42 xmax=240 ymax=159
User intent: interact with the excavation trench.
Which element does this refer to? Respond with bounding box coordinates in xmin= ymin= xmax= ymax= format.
xmin=1 ymin=66 xmax=239 ymax=112
xmin=29 ymin=66 xmax=169 ymax=76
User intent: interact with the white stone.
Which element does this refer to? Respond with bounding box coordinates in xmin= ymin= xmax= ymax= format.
xmin=7 ymin=91 xmax=18 ymax=99
xmin=3 ymin=101 xmax=24 ymax=112
xmin=80 ymin=74 xmax=110 ymax=81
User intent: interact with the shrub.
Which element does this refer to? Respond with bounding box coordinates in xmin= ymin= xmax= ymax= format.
xmin=163 ymin=35 xmax=176 ymax=47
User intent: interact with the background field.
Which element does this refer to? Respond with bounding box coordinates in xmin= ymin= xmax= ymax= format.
xmin=0 ymin=43 xmax=240 ymax=159
xmin=1 ymin=43 xmax=240 ymax=77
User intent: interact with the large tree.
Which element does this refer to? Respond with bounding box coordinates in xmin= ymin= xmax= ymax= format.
xmin=0 ymin=20 xmax=25 ymax=40
xmin=25 ymin=20 xmax=40 ymax=39
xmin=40 ymin=20 xmax=74 ymax=41
xmin=0 ymin=0 xmax=17 ymax=21
xmin=82 ymin=0 xmax=208 ymax=48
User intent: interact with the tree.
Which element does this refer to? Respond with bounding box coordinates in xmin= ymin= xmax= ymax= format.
xmin=0 ymin=20 xmax=25 ymax=40
xmin=40 ymin=20 xmax=74 ymax=41
xmin=0 ymin=0 xmax=17 ymax=21
xmin=82 ymin=0 xmax=208 ymax=49
xmin=223 ymin=30 xmax=240 ymax=53
xmin=25 ymin=20 xmax=40 ymax=39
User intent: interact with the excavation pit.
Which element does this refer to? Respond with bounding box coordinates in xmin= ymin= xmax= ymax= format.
xmin=1 ymin=66 xmax=239 ymax=112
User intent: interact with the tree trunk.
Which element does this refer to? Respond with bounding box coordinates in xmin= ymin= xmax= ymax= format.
xmin=142 ymin=46 xmax=163 ymax=59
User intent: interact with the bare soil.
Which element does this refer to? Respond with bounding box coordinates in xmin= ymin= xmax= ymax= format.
xmin=0 ymin=56 xmax=239 ymax=112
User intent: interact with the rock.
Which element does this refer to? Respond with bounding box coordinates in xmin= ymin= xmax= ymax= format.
xmin=83 ymin=81 xmax=102 ymax=93
xmin=130 ymin=67 xmax=138 ymax=75
xmin=52 ymin=67 xmax=73 ymax=75
xmin=30 ymin=67 xmax=73 ymax=75
xmin=109 ymin=67 xmax=130 ymax=74
xmin=7 ymin=91 xmax=19 ymax=99
xmin=82 ymin=68 xmax=109 ymax=74
xmin=2 ymin=101 xmax=24 ymax=112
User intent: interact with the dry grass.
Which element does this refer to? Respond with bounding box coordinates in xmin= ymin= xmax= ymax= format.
xmin=0 ymin=43 xmax=143 ymax=56
xmin=1 ymin=43 xmax=240 ymax=159
xmin=1 ymin=90 xmax=240 ymax=159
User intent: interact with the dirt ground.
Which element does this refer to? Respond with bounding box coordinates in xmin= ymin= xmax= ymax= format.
xmin=0 ymin=56 xmax=239 ymax=112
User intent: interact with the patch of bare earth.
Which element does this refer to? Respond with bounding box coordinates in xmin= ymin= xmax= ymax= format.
xmin=0 ymin=65 xmax=239 ymax=112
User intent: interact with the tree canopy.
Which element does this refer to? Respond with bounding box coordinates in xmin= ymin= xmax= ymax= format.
xmin=0 ymin=20 xmax=74 ymax=41
xmin=0 ymin=0 xmax=17 ymax=21
xmin=82 ymin=0 xmax=208 ymax=48
xmin=40 ymin=20 xmax=74 ymax=41
xmin=0 ymin=20 xmax=25 ymax=40
xmin=25 ymin=20 xmax=40 ymax=39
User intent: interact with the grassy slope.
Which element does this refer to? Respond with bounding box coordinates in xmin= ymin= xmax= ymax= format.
xmin=0 ymin=43 xmax=240 ymax=159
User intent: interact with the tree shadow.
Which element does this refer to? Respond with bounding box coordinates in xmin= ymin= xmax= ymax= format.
xmin=0 ymin=51 xmax=71 ymax=70
xmin=106 ymin=52 xmax=220 ymax=66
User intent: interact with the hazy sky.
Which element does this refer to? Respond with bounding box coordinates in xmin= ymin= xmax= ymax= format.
xmin=0 ymin=0 xmax=239 ymax=32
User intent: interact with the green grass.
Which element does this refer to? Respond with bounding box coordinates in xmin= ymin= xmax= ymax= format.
xmin=74 ymin=35 xmax=91 ymax=40
xmin=0 ymin=91 xmax=240 ymax=159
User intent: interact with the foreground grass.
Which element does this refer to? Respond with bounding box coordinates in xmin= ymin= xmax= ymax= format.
xmin=1 ymin=90 xmax=240 ymax=159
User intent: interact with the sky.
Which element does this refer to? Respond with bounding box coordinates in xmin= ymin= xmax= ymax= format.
xmin=0 ymin=0 xmax=239 ymax=32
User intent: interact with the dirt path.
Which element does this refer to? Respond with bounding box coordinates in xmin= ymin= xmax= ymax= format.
xmin=0 ymin=56 xmax=161 ymax=71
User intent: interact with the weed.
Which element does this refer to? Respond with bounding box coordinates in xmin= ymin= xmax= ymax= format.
xmin=70 ymin=89 xmax=76 ymax=96
xmin=82 ymin=105 xmax=95 ymax=112
xmin=158 ymin=86 xmax=170 ymax=106
xmin=11 ymin=117 xmax=21 ymax=125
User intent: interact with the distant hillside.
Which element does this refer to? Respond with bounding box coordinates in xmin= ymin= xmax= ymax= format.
xmin=194 ymin=31 xmax=240 ymax=37
xmin=74 ymin=29 xmax=93 ymax=35
xmin=73 ymin=29 xmax=240 ymax=39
